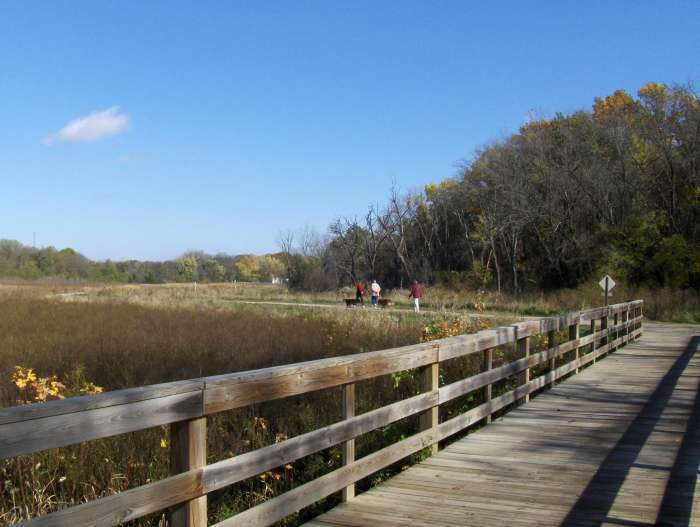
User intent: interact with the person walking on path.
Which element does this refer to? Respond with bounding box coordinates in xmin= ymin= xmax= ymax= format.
xmin=409 ymin=280 xmax=423 ymax=313
xmin=355 ymin=281 xmax=365 ymax=305
xmin=370 ymin=279 xmax=381 ymax=307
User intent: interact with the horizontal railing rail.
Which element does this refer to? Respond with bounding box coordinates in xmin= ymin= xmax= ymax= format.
xmin=2 ymin=300 xmax=643 ymax=527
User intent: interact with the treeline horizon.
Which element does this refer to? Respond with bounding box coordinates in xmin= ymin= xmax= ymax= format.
xmin=2 ymin=81 xmax=699 ymax=292
xmin=0 ymin=240 xmax=289 ymax=284
xmin=321 ymin=81 xmax=699 ymax=292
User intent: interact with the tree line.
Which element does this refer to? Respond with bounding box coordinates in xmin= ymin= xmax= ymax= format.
xmin=315 ymin=82 xmax=699 ymax=292
xmin=0 ymin=241 xmax=287 ymax=284
xmin=2 ymin=82 xmax=698 ymax=292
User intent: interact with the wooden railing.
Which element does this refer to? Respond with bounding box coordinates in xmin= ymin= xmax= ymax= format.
xmin=1 ymin=300 xmax=644 ymax=527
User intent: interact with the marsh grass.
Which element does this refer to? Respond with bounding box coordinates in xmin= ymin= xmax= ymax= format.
xmin=2 ymin=280 xmax=680 ymax=524
xmin=0 ymin=292 xmax=504 ymax=525
xmin=63 ymin=281 xmax=700 ymax=322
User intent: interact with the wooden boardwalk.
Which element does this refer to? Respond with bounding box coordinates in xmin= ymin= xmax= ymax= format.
xmin=306 ymin=323 xmax=700 ymax=527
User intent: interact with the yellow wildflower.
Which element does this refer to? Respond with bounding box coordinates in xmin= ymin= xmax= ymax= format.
xmin=11 ymin=366 xmax=37 ymax=389
xmin=253 ymin=417 xmax=268 ymax=431
xmin=81 ymin=382 xmax=104 ymax=395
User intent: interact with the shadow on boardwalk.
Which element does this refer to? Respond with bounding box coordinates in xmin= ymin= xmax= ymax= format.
xmin=562 ymin=336 xmax=700 ymax=527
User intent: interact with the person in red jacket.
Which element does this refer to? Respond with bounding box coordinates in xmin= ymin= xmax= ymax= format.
xmin=409 ymin=280 xmax=423 ymax=313
xmin=355 ymin=281 xmax=365 ymax=304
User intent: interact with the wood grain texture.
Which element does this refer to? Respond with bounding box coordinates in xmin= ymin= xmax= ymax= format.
xmin=17 ymin=469 xmax=204 ymax=527
xmin=420 ymin=362 xmax=440 ymax=454
xmin=1 ymin=390 xmax=203 ymax=460
xmin=341 ymin=383 xmax=356 ymax=502
xmin=570 ymin=323 xmax=580 ymax=373
xmin=438 ymin=326 xmax=517 ymax=361
xmin=203 ymin=343 xmax=438 ymax=413
xmin=213 ymin=429 xmax=439 ymax=527
xmin=518 ymin=335 xmax=530 ymax=403
xmin=201 ymin=390 xmax=438 ymax=495
xmin=483 ymin=348 xmax=493 ymax=424
xmin=18 ymin=391 xmax=439 ymax=527
xmin=0 ymin=379 xmax=204 ymax=426
xmin=305 ymin=322 xmax=698 ymax=527
xmin=170 ymin=417 xmax=207 ymax=527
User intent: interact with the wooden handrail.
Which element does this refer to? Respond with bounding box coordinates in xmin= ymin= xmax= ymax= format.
xmin=4 ymin=300 xmax=643 ymax=527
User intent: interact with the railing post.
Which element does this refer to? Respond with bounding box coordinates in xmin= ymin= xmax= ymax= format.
xmin=548 ymin=329 xmax=556 ymax=387
xmin=483 ymin=348 xmax=493 ymax=424
xmin=420 ymin=362 xmax=439 ymax=454
xmin=569 ymin=323 xmax=580 ymax=374
xmin=170 ymin=417 xmax=207 ymax=527
xmin=600 ymin=313 xmax=609 ymax=359
xmin=341 ymin=383 xmax=355 ymax=501
xmin=591 ymin=318 xmax=597 ymax=363
xmin=612 ymin=312 xmax=619 ymax=351
xmin=517 ymin=334 xmax=530 ymax=403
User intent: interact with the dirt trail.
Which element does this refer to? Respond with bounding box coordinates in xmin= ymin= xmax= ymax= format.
xmin=220 ymin=298 xmax=534 ymax=319
xmin=46 ymin=285 xmax=536 ymax=320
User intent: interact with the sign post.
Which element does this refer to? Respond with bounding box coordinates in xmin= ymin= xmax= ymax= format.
xmin=598 ymin=275 xmax=616 ymax=306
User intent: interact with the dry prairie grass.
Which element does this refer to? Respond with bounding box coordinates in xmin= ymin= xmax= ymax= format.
xmin=74 ymin=281 xmax=699 ymax=322
xmin=2 ymin=280 xmax=682 ymax=524
xmin=0 ymin=292 xmax=501 ymax=525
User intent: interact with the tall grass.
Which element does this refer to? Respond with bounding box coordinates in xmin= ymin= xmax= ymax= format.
xmin=70 ymin=281 xmax=700 ymax=322
xmin=3 ymin=281 xmax=678 ymax=524
xmin=0 ymin=292 xmax=498 ymax=525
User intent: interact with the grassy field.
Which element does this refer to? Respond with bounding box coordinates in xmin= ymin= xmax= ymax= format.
xmin=36 ymin=280 xmax=700 ymax=322
xmin=0 ymin=285 xmax=513 ymax=525
xmin=0 ymin=281 xmax=695 ymax=525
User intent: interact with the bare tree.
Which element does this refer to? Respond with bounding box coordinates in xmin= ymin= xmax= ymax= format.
xmin=378 ymin=185 xmax=414 ymax=285
xmin=328 ymin=217 xmax=364 ymax=284
xmin=363 ymin=204 xmax=388 ymax=280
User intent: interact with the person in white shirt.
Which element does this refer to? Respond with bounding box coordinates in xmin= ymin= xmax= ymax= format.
xmin=370 ymin=280 xmax=381 ymax=307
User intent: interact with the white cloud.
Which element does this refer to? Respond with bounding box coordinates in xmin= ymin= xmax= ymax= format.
xmin=43 ymin=106 xmax=131 ymax=145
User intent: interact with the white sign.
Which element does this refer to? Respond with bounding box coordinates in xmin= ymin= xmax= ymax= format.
xmin=599 ymin=275 xmax=616 ymax=291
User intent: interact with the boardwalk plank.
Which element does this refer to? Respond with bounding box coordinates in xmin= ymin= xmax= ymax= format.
xmin=304 ymin=323 xmax=700 ymax=527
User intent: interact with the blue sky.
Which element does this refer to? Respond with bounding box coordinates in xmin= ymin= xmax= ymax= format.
xmin=1 ymin=1 xmax=698 ymax=260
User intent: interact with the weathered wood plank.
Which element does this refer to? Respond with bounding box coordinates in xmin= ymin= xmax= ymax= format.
xmin=483 ymin=348 xmax=493 ymax=424
xmin=570 ymin=323 xmax=580 ymax=374
xmin=204 ymin=343 xmax=438 ymax=413
xmin=19 ymin=391 xmax=439 ymax=527
xmin=419 ymin=362 xmax=440 ymax=454
xmin=304 ymin=319 xmax=698 ymax=527
xmin=518 ymin=333 xmax=530 ymax=403
xmin=439 ymin=337 xmax=587 ymax=404
xmin=170 ymin=417 xmax=207 ymax=527
xmin=438 ymin=326 xmax=517 ymax=361
xmin=17 ymin=469 xmax=204 ymax=527
xmin=201 ymin=390 xmax=439 ymax=494
xmin=213 ymin=429 xmax=439 ymax=527
xmin=1 ymin=390 xmax=203 ymax=460
xmin=547 ymin=329 xmax=557 ymax=387
xmin=0 ymin=378 xmax=204 ymax=426
xmin=341 ymin=383 xmax=356 ymax=502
